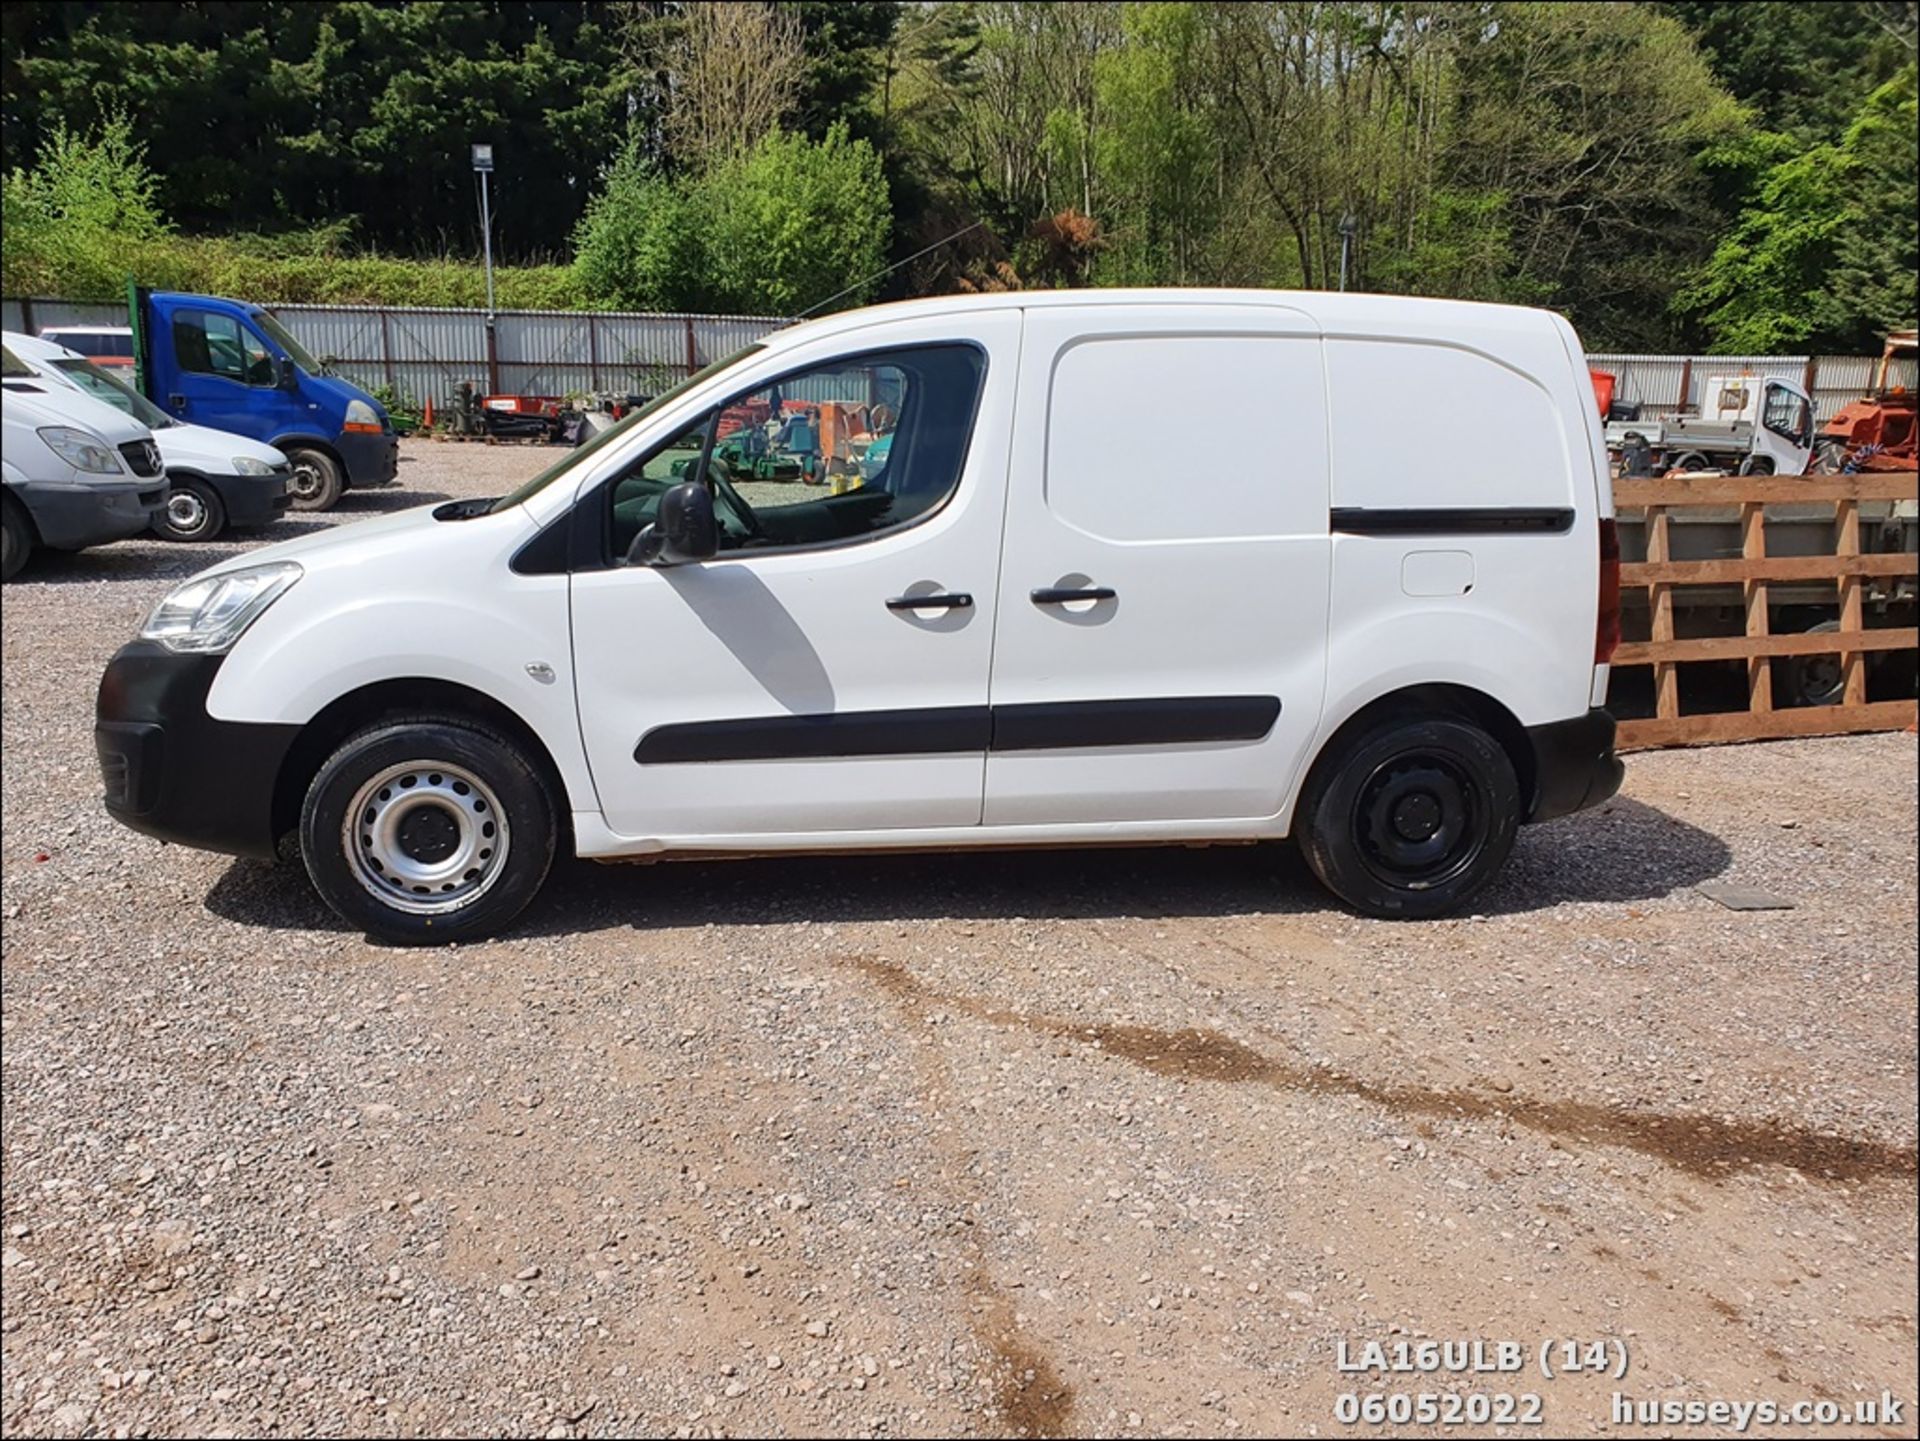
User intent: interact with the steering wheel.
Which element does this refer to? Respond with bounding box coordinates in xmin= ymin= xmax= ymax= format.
xmin=706 ymin=458 xmax=764 ymax=542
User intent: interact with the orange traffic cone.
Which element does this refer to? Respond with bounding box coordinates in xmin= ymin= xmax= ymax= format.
xmin=423 ymin=395 xmax=435 ymax=430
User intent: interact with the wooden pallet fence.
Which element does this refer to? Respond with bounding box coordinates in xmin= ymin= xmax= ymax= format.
xmin=1611 ymin=470 xmax=1918 ymax=749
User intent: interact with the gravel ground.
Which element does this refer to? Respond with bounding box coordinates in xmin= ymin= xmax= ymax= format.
xmin=3 ymin=439 xmax=1916 ymax=1439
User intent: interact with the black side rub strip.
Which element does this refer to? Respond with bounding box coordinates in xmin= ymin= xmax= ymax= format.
xmin=634 ymin=696 xmax=1282 ymax=764
xmin=635 ymin=706 xmax=990 ymax=764
xmin=1331 ymin=506 xmax=1574 ymax=536
xmin=992 ymin=696 xmax=1280 ymax=752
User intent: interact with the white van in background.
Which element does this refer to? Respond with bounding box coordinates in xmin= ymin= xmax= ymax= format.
xmin=96 ymin=290 xmax=1623 ymax=942
xmin=5 ymin=331 xmax=291 ymax=542
xmin=3 ymin=342 xmax=166 ymax=581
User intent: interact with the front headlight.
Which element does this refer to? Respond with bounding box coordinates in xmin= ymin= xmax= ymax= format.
xmin=343 ymin=398 xmax=384 ymax=432
xmin=38 ymin=426 xmax=123 ymax=475
xmin=231 ymin=455 xmax=278 ymax=475
xmin=141 ymin=562 xmax=302 ymax=654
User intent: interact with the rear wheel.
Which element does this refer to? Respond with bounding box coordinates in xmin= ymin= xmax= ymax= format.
xmin=1778 ymin=620 xmax=1846 ymax=708
xmin=300 ymin=716 xmax=557 ymax=944
xmin=1 ymin=495 xmax=33 ymax=582
xmin=152 ymin=477 xmax=226 ymax=542
xmin=1297 ymin=714 xmax=1521 ymax=919
xmin=285 ymin=447 xmax=344 ymax=512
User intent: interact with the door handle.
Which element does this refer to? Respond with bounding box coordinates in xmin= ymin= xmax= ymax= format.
xmin=167 ymin=394 xmax=187 ymax=411
xmin=886 ymin=592 xmax=973 ymax=611
xmin=1031 ymin=585 xmax=1116 ymax=605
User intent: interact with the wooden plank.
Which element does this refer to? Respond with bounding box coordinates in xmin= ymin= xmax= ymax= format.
xmin=1645 ymin=505 xmax=1678 ymax=719
xmin=1621 ymin=552 xmax=1917 ymax=585
xmin=1619 ymin=699 xmax=1918 ymax=750
xmin=1837 ymin=497 xmax=1867 ymax=708
xmin=1612 ymin=627 xmax=1918 ymax=665
xmin=1613 ymin=471 xmax=1918 ymax=507
xmin=1742 ymin=501 xmax=1771 ymax=714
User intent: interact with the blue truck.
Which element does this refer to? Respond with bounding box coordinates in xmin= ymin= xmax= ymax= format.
xmin=114 ymin=287 xmax=398 ymax=511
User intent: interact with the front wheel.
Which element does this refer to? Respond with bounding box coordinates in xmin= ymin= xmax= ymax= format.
xmin=1296 ymin=715 xmax=1521 ymax=919
xmin=285 ymin=447 xmax=344 ymax=512
xmin=300 ymin=717 xmax=557 ymax=944
xmin=153 ymin=477 xmax=227 ymax=542
xmin=2 ymin=496 xmax=32 ymax=582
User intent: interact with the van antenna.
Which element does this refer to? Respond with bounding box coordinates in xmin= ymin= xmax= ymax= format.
xmin=789 ymin=221 xmax=988 ymax=323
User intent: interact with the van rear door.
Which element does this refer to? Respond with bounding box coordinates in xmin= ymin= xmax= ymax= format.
xmin=983 ymin=303 xmax=1332 ymax=826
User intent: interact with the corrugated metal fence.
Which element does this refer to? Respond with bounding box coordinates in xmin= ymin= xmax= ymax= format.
xmin=4 ymin=295 xmax=1911 ymax=420
xmin=1589 ymin=351 xmax=1919 ymax=426
xmin=1 ymin=297 xmax=786 ymax=406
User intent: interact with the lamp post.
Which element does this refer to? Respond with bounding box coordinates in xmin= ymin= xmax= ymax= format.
xmin=1338 ymin=212 xmax=1357 ymax=293
xmin=471 ymin=143 xmax=496 ymax=317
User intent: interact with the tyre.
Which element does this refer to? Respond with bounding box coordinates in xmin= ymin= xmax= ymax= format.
xmin=1738 ymin=454 xmax=1775 ymax=476
xmin=1778 ymin=620 xmax=1845 ymax=708
xmin=299 ymin=716 xmax=557 ymax=944
xmin=1296 ymin=714 xmax=1521 ymax=919
xmin=152 ymin=477 xmax=227 ymax=542
xmin=1671 ymin=451 xmax=1712 ymax=474
xmin=2 ymin=495 xmax=33 ymax=582
xmin=285 ymin=447 xmax=344 ymax=512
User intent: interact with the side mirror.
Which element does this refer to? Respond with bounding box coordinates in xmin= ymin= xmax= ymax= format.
xmin=277 ymin=356 xmax=299 ymax=391
xmin=626 ymin=479 xmax=718 ymax=567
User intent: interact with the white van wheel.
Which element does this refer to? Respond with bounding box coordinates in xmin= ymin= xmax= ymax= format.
xmin=153 ymin=478 xmax=226 ymax=542
xmin=300 ymin=716 xmax=556 ymax=944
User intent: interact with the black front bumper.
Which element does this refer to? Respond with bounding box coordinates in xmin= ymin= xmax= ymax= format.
xmin=95 ymin=642 xmax=300 ymax=860
xmin=206 ymin=469 xmax=293 ymax=530
xmin=337 ymin=429 xmax=400 ymax=488
xmin=1525 ymin=707 xmax=1624 ymax=823
xmin=16 ymin=480 xmax=165 ymax=550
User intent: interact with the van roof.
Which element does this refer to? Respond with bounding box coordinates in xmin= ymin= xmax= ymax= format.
xmin=5 ymin=330 xmax=83 ymax=362
xmin=777 ymin=286 xmax=1573 ymax=345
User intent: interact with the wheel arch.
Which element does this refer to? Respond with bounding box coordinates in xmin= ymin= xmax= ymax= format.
xmin=271 ymin=677 xmax=575 ymax=855
xmin=270 ymin=434 xmax=346 ymax=472
xmin=1295 ymin=682 xmax=1536 ymax=828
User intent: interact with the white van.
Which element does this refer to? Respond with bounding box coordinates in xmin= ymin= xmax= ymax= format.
xmin=96 ymin=290 xmax=1624 ymax=942
xmin=4 ymin=343 xmax=167 ymax=580
xmin=5 ymin=331 xmax=292 ymax=541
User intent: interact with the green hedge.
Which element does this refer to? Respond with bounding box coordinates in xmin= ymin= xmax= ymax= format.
xmin=5 ymin=232 xmax=589 ymax=310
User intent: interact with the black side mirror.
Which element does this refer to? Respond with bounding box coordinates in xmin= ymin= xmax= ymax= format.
xmin=277 ymin=356 xmax=299 ymax=391
xmin=627 ymin=479 xmax=718 ymax=566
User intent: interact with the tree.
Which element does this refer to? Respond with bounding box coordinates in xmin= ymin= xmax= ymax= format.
xmin=699 ymin=124 xmax=892 ymax=313
xmin=2 ymin=110 xmax=169 ymax=297
xmin=1677 ymin=63 xmax=1918 ymax=350
xmin=572 ymin=129 xmax=704 ymax=310
xmin=572 ymin=123 xmax=891 ymax=315
xmin=667 ymin=2 xmax=806 ymax=171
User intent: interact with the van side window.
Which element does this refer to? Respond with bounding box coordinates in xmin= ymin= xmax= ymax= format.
xmin=173 ymin=310 xmax=275 ymax=386
xmin=1762 ymin=385 xmax=1810 ymax=446
xmin=603 ymin=343 xmax=984 ymax=561
xmin=608 ymin=414 xmax=717 ymax=559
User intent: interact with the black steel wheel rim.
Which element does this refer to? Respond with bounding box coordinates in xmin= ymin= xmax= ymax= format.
xmin=1353 ymin=751 xmax=1487 ymax=891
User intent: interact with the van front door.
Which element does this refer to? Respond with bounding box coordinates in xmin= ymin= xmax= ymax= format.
xmin=155 ymin=301 xmax=293 ymax=443
xmin=570 ymin=312 xmax=1019 ymax=843
xmin=984 ymin=305 xmax=1332 ymax=826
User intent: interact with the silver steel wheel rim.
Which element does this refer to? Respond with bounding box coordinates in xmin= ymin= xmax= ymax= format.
xmin=290 ymin=462 xmax=323 ymax=500
xmin=165 ymin=490 xmax=208 ymax=532
xmin=343 ymin=761 xmax=510 ymax=916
